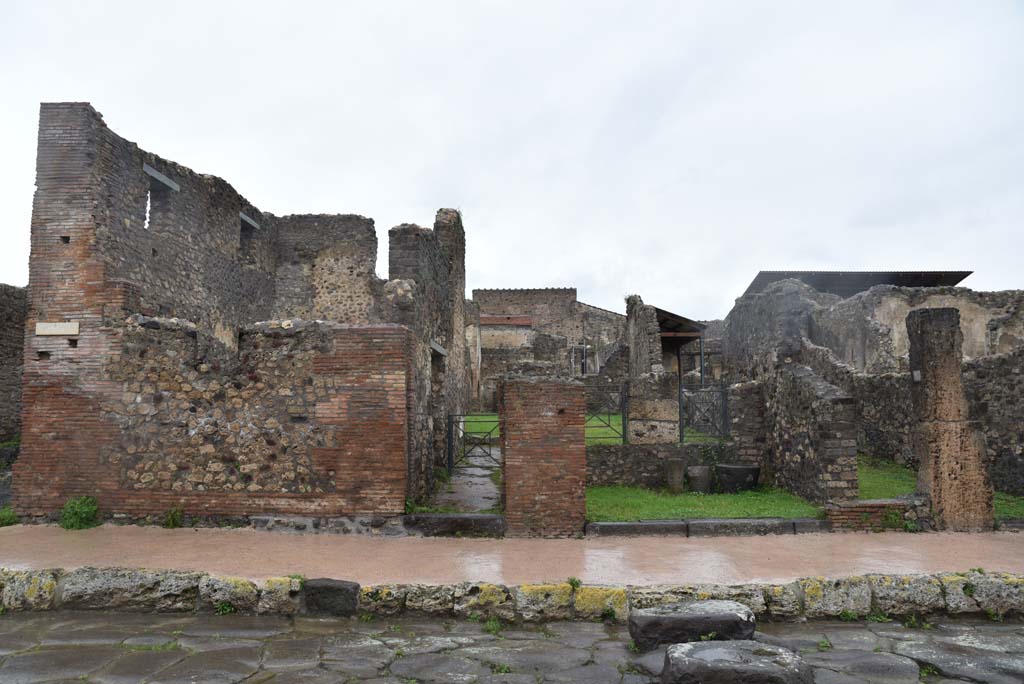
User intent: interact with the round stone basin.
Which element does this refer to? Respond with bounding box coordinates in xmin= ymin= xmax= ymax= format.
xmin=715 ymin=464 xmax=760 ymax=493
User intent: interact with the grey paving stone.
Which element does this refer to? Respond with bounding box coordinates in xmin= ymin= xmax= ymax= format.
xmin=263 ymin=636 xmax=322 ymax=670
xmin=176 ymin=636 xmax=263 ymax=651
xmin=321 ymin=633 xmax=394 ymax=677
xmin=544 ymin=662 xmax=624 ymax=683
xmin=267 ymin=669 xmax=350 ymax=684
xmin=628 ymin=599 xmax=756 ymax=651
xmin=893 ymin=638 xmax=1024 ymax=684
xmin=802 ymin=649 xmax=920 ymax=684
xmin=146 ymin=646 xmax=261 ymax=684
xmin=90 ymin=648 xmax=189 ymax=684
xmin=388 ymin=652 xmax=492 ymax=682
xmin=0 ymin=646 xmax=123 ymax=684
xmin=0 ymin=634 xmax=39 ymax=657
xmin=662 ymin=641 xmax=813 ymax=684
xmin=178 ymin=614 xmax=291 ymax=638
xmin=459 ymin=639 xmax=592 ymax=673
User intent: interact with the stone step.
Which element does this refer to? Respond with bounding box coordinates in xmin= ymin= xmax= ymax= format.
xmin=627 ymin=599 xmax=756 ymax=652
xmin=662 ymin=640 xmax=812 ymax=684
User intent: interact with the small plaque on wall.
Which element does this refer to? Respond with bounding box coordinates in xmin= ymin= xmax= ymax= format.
xmin=35 ymin=321 xmax=79 ymax=336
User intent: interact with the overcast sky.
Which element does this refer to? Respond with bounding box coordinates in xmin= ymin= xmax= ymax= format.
xmin=1 ymin=2 xmax=1021 ymax=319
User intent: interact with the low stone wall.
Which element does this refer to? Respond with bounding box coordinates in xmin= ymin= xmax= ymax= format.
xmin=965 ymin=347 xmax=1024 ymax=496
xmin=586 ymin=443 xmax=736 ymax=488
xmin=825 ymin=496 xmax=932 ymax=532
xmin=3 ymin=566 xmax=1023 ymax=622
xmin=766 ymin=364 xmax=859 ymax=504
xmin=727 ymin=380 xmax=767 ymax=470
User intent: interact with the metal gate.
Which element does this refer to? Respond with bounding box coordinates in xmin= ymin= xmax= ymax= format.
xmin=585 ymin=381 xmax=628 ymax=444
xmin=680 ymin=383 xmax=729 ymax=442
xmin=446 ymin=414 xmax=501 ymax=473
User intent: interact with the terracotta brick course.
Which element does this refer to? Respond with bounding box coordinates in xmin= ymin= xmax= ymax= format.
xmin=499 ymin=377 xmax=586 ymax=537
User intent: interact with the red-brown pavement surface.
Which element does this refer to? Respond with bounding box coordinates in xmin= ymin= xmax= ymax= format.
xmin=2 ymin=525 xmax=1022 ymax=585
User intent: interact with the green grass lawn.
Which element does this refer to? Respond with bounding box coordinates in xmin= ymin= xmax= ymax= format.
xmin=858 ymin=455 xmax=1024 ymax=520
xmin=586 ymin=485 xmax=822 ymax=522
xmin=462 ymin=413 xmax=626 ymax=445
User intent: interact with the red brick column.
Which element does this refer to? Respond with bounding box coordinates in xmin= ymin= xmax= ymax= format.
xmin=499 ymin=376 xmax=586 ymax=537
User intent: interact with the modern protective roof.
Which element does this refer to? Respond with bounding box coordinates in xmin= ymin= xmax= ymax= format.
xmin=653 ymin=307 xmax=706 ymax=334
xmin=742 ymin=271 xmax=972 ymax=299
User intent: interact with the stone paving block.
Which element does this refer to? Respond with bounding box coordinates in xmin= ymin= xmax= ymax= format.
xmin=894 ymin=638 xmax=1024 ymax=684
xmin=662 ymin=640 xmax=813 ymax=684
xmin=146 ymin=645 xmax=261 ymax=684
xmin=359 ymin=585 xmax=406 ymax=616
xmin=0 ymin=569 xmax=60 ymax=611
xmin=458 ymin=639 xmax=592 ymax=673
xmin=257 ymin=576 xmax=303 ymax=615
xmin=388 ymin=652 xmax=491 ymax=681
xmin=403 ymin=584 xmax=455 ymax=616
xmin=967 ymin=572 xmax=1024 ymax=617
xmin=90 ymin=648 xmax=189 ymax=684
xmin=628 ymin=599 xmax=756 ymax=652
xmin=0 ymin=645 xmax=123 ymax=684
xmin=58 ymin=567 xmax=202 ymax=612
xmin=765 ymin=582 xmax=802 ymax=619
xmin=453 ymin=582 xmax=516 ymax=620
xmin=512 ymin=583 xmax=573 ymax=621
xmin=199 ymin=575 xmax=259 ymax=613
xmin=573 ymin=585 xmax=627 ymax=621
xmin=304 ymin=578 xmax=360 ymax=617
xmin=798 ymin=647 xmax=921 ymax=684
xmin=263 ymin=636 xmax=322 ymax=670
xmin=798 ymin=576 xmax=871 ymax=619
xmin=869 ymin=574 xmax=945 ymax=616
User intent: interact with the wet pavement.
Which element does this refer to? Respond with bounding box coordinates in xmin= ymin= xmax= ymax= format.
xmin=2 ymin=526 xmax=1023 ymax=585
xmin=0 ymin=611 xmax=1022 ymax=683
xmin=431 ymin=446 xmax=501 ymax=513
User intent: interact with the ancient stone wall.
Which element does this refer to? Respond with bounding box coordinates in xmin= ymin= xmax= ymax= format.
xmin=271 ymin=214 xmax=381 ymax=323
xmin=626 ymin=295 xmax=662 ymax=377
xmin=727 ymin=381 xmax=767 ymax=470
xmin=15 ymin=102 xmax=469 ymax=517
xmin=907 ymin=308 xmax=993 ymax=531
xmin=473 ymin=288 xmax=623 ymax=408
xmin=765 ymin=364 xmax=859 ymax=504
xmin=14 ymin=317 xmax=412 ymax=518
xmin=964 ymin=347 xmax=1024 ymax=495
xmin=812 ymin=286 xmax=1024 ymax=374
xmin=499 ymin=376 xmax=585 ymax=537
xmin=0 ymin=285 xmax=27 ymax=442
xmin=626 ymin=373 xmax=679 ymax=444
xmin=586 ymin=443 xmax=735 ymax=488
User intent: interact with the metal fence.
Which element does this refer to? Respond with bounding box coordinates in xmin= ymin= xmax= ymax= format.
xmin=585 ymin=381 xmax=628 ymax=444
xmin=680 ymin=383 xmax=729 ymax=442
xmin=446 ymin=414 xmax=500 ymax=473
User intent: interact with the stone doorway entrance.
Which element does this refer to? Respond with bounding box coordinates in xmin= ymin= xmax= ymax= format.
xmin=433 ymin=415 xmax=501 ymax=513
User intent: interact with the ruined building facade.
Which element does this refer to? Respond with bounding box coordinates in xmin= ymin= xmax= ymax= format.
xmin=472 ymin=288 xmax=625 ymax=409
xmin=723 ymin=279 xmax=1024 ymax=498
xmin=12 ymin=103 xmax=469 ymax=520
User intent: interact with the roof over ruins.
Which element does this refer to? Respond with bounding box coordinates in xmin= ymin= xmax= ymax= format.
xmin=742 ymin=270 xmax=973 ymax=299
xmin=653 ymin=306 xmax=705 ymax=336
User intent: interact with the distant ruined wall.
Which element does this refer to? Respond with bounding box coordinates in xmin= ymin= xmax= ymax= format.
xmin=812 ymin=286 xmax=1024 ymax=373
xmin=625 ymin=295 xmax=662 ymax=378
xmin=0 ymin=285 xmax=27 ymax=442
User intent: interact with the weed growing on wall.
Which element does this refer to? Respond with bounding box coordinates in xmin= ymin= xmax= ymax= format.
xmin=59 ymin=496 xmax=100 ymax=530
xmin=0 ymin=505 xmax=17 ymax=527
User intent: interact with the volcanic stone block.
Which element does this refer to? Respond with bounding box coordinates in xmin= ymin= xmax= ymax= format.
xmin=303 ymin=578 xmax=361 ymax=616
xmin=666 ymin=457 xmax=686 ymax=494
xmin=906 ymin=308 xmax=994 ymax=531
xmin=628 ymin=600 xmax=755 ymax=652
xmin=662 ymin=641 xmax=812 ymax=684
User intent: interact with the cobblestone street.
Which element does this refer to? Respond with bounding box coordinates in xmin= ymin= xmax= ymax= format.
xmin=1 ymin=611 xmax=1022 ymax=683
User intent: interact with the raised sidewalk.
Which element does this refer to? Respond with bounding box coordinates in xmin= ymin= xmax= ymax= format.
xmin=1 ymin=525 xmax=1022 ymax=585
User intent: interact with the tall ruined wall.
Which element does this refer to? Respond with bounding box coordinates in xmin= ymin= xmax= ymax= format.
xmin=812 ymin=286 xmax=1024 ymax=373
xmin=387 ymin=211 xmax=468 ymax=496
xmin=765 ymin=364 xmax=859 ymax=504
xmin=74 ymin=105 xmax=277 ymax=347
xmin=1 ymin=286 xmax=27 ymax=443
xmin=17 ymin=102 xmax=471 ymax=515
xmin=474 ymin=288 xmax=577 ymax=332
xmin=625 ymin=295 xmax=662 ymax=377
xmin=723 ymin=280 xmax=839 ymax=381
xmin=964 ymin=348 xmax=1024 ymax=496
xmin=271 ymin=214 xmax=382 ymax=323
xmin=14 ymin=318 xmax=412 ymax=518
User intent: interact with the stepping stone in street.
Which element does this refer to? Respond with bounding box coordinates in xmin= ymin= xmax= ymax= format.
xmin=628 ymin=599 xmax=755 ymax=652
xmin=662 ymin=640 xmax=813 ymax=684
